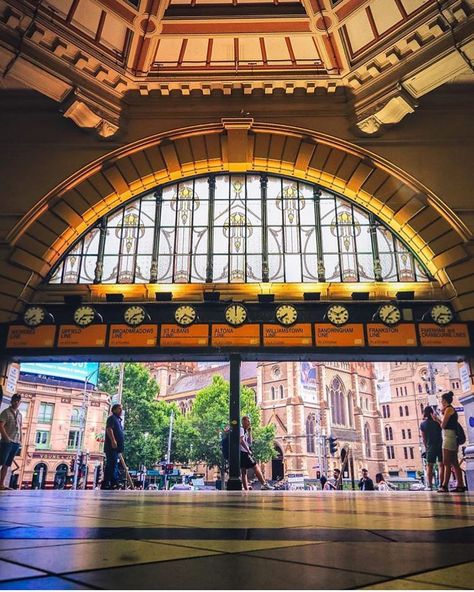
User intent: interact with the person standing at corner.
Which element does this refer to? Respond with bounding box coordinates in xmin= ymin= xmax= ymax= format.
xmin=102 ymin=404 xmax=124 ymax=490
xmin=433 ymin=392 xmax=466 ymax=493
xmin=420 ymin=405 xmax=444 ymax=490
xmin=0 ymin=393 xmax=22 ymax=491
xmin=324 ymin=468 xmax=342 ymax=490
xmin=358 ymin=468 xmax=374 ymax=491
xmin=240 ymin=416 xmax=273 ymax=491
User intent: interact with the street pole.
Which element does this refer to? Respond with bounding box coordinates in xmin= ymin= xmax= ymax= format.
xmin=227 ymin=354 xmax=242 ymax=490
xmin=428 ymin=362 xmax=437 ymax=407
xmin=73 ymin=367 xmax=100 ymax=490
xmin=166 ymin=411 xmax=174 ymax=463
xmin=165 ymin=411 xmax=174 ymax=490
xmin=117 ymin=362 xmax=125 ymax=405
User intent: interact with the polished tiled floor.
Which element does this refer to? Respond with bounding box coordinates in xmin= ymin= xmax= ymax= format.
xmin=0 ymin=490 xmax=473 ymax=589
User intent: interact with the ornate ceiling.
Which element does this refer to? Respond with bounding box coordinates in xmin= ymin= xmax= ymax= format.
xmin=0 ymin=0 xmax=472 ymax=136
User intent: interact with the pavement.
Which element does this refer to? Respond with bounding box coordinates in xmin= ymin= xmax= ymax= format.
xmin=0 ymin=490 xmax=473 ymax=589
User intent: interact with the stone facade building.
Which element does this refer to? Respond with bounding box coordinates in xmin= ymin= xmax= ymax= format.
xmin=375 ymin=362 xmax=469 ymax=479
xmin=147 ymin=361 xmax=386 ymax=480
xmin=0 ymin=376 xmax=109 ymax=489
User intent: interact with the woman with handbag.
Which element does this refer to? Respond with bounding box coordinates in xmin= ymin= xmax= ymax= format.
xmin=433 ymin=392 xmax=466 ymax=493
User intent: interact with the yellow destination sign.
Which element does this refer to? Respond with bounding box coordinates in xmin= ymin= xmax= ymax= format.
xmin=6 ymin=325 xmax=56 ymax=348
xmin=211 ymin=324 xmax=260 ymax=347
xmin=315 ymin=324 xmax=365 ymax=347
xmin=58 ymin=325 xmax=107 ymax=348
xmin=263 ymin=324 xmax=312 ymax=347
xmin=160 ymin=324 xmax=209 ymax=347
xmin=419 ymin=324 xmax=470 ymax=347
xmin=367 ymin=324 xmax=417 ymax=347
xmin=109 ymin=325 xmax=158 ymax=347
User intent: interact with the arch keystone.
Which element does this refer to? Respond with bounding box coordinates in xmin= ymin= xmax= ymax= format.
xmin=222 ymin=118 xmax=254 ymax=172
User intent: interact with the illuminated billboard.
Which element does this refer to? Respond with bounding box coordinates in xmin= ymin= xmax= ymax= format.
xmin=20 ymin=362 xmax=100 ymax=385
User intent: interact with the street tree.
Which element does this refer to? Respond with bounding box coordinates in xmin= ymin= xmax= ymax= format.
xmin=98 ymin=363 xmax=188 ymax=470
xmin=188 ymin=375 xmax=276 ymax=477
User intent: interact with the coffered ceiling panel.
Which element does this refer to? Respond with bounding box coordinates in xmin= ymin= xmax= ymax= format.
xmin=0 ymin=0 xmax=471 ymax=136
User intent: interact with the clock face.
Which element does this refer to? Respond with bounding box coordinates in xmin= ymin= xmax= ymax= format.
xmin=124 ymin=305 xmax=147 ymax=327
xmin=225 ymin=303 xmax=247 ymax=327
xmin=378 ymin=303 xmax=401 ymax=326
xmin=326 ymin=305 xmax=349 ymax=326
xmin=73 ymin=305 xmax=96 ymax=327
xmin=275 ymin=304 xmax=298 ymax=326
xmin=175 ymin=305 xmax=197 ymax=326
xmin=23 ymin=306 xmax=46 ymax=328
xmin=430 ymin=304 xmax=453 ymax=326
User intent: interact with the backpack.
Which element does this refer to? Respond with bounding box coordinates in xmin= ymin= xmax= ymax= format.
xmin=456 ymin=423 xmax=466 ymax=446
xmin=221 ymin=432 xmax=230 ymax=459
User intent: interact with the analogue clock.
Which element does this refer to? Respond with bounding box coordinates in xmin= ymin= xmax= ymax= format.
xmin=124 ymin=305 xmax=147 ymax=327
xmin=377 ymin=303 xmax=401 ymax=326
xmin=275 ymin=304 xmax=298 ymax=326
xmin=225 ymin=303 xmax=247 ymax=327
xmin=430 ymin=304 xmax=453 ymax=326
xmin=326 ymin=304 xmax=350 ymax=326
xmin=73 ymin=305 xmax=96 ymax=327
xmin=23 ymin=306 xmax=46 ymax=328
xmin=175 ymin=305 xmax=197 ymax=326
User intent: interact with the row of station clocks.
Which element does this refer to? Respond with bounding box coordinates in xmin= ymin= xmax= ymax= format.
xmin=22 ymin=302 xmax=454 ymax=329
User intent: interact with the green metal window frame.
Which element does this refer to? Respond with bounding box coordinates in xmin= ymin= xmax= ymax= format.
xmin=48 ymin=173 xmax=432 ymax=286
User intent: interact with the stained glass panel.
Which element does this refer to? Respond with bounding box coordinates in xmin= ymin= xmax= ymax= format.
xmin=302 ymin=253 xmax=319 ymax=281
xmin=83 ymin=229 xmax=100 ymax=255
xmin=102 ymin=256 xmax=119 ymax=283
xmin=48 ymin=174 xmax=432 ymax=285
xmin=79 ymin=257 xmax=97 ymax=283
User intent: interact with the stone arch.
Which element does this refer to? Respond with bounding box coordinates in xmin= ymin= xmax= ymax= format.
xmin=3 ymin=119 xmax=473 ymax=321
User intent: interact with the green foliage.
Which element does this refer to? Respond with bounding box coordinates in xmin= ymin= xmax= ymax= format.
xmin=188 ymin=375 xmax=276 ymax=471
xmin=98 ymin=363 xmax=186 ymax=470
xmin=98 ymin=365 xmax=276 ymax=474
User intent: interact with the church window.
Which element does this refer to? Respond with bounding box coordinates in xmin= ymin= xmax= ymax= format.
xmin=330 ymin=377 xmax=346 ymax=425
xmin=364 ymin=423 xmax=371 ymax=458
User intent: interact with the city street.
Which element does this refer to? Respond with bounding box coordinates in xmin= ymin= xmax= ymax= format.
xmin=0 ymin=490 xmax=473 ymax=589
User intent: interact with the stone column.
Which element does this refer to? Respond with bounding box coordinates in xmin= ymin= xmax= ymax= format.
xmin=227 ymin=354 xmax=242 ymax=490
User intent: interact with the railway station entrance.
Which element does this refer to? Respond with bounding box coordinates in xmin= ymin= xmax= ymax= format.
xmin=1 ymin=169 xmax=474 ymax=490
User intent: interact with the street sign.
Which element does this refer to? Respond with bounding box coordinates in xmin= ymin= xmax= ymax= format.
xmin=458 ymin=362 xmax=472 ymax=393
xmin=5 ymin=363 xmax=20 ymax=395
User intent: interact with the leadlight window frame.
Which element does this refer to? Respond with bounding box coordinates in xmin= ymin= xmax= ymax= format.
xmin=48 ymin=173 xmax=433 ymax=286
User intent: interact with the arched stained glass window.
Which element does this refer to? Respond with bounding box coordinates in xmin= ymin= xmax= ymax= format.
xmin=330 ymin=376 xmax=346 ymax=426
xmin=49 ymin=174 xmax=431 ymax=285
xmin=364 ymin=423 xmax=372 ymax=458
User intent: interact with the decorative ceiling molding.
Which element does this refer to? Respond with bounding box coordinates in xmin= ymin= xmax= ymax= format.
xmin=0 ymin=0 xmax=472 ymax=136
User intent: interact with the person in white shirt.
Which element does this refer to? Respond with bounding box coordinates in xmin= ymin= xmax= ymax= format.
xmin=375 ymin=473 xmax=390 ymax=492
xmin=0 ymin=394 xmax=22 ymax=491
xmin=240 ymin=416 xmax=273 ymax=491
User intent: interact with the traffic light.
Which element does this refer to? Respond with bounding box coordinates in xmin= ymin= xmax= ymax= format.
xmin=165 ymin=463 xmax=174 ymax=475
xmin=69 ymin=459 xmax=75 ymax=473
xmin=329 ymin=436 xmax=338 ymax=455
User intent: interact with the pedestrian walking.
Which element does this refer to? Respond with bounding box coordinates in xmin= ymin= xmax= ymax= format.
xmin=0 ymin=394 xmax=22 ymax=491
xmin=102 ymin=404 xmax=124 ymax=490
xmin=375 ymin=473 xmax=390 ymax=491
xmin=358 ymin=468 xmax=374 ymax=491
xmin=420 ymin=405 xmax=444 ymax=490
xmin=324 ymin=468 xmax=342 ymax=490
xmin=433 ymin=392 xmax=466 ymax=493
xmin=240 ymin=416 xmax=273 ymax=490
